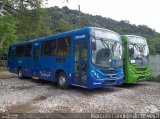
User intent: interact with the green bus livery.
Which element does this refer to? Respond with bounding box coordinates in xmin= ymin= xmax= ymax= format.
xmin=121 ymin=35 xmax=150 ymax=83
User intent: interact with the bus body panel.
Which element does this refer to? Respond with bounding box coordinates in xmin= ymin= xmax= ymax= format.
xmin=8 ymin=27 xmax=124 ymax=89
xmin=87 ymin=66 xmax=124 ymax=89
xmin=121 ymin=35 xmax=150 ymax=83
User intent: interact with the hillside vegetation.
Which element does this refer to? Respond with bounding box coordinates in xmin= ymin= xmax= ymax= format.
xmin=46 ymin=6 xmax=160 ymax=54
xmin=1 ymin=6 xmax=160 ymax=59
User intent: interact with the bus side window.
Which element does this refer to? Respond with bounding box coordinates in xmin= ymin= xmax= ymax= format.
xmin=43 ymin=40 xmax=52 ymax=56
xmin=16 ymin=46 xmax=24 ymax=57
xmin=25 ymin=44 xmax=32 ymax=57
xmin=56 ymin=37 xmax=71 ymax=56
xmin=129 ymin=45 xmax=134 ymax=59
xmin=34 ymin=47 xmax=40 ymax=61
xmin=16 ymin=44 xmax=32 ymax=57
xmin=82 ymin=40 xmax=87 ymax=73
xmin=75 ymin=42 xmax=79 ymax=62
xmin=42 ymin=40 xmax=57 ymax=56
xmin=82 ymin=40 xmax=87 ymax=61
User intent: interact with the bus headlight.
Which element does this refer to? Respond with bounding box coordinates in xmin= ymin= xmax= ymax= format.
xmin=91 ymin=70 xmax=102 ymax=79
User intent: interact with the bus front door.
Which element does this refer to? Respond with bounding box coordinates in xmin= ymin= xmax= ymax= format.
xmin=74 ymin=39 xmax=88 ymax=87
xmin=33 ymin=45 xmax=40 ymax=79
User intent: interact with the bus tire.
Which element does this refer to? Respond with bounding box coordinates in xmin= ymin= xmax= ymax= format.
xmin=57 ymin=72 xmax=68 ymax=89
xmin=18 ymin=68 xmax=23 ymax=79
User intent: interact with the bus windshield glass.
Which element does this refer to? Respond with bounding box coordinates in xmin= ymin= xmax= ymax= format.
xmin=91 ymin=29 xmax=123 ymax=67
xmin=128 ymin=36 xmax=149 ymax=66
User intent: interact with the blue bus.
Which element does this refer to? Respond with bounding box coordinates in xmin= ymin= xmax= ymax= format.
xmin=8 ymin=27 xmax=124 ymax=89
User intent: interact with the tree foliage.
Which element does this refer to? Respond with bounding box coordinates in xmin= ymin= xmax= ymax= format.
xmin=0 ymin=15 xmax=17 ymax=57
xmin=46 ymin=6 xmax=160 ymax=55
xmin=0 ymin=0 xmax=51 ymax=58
xmin=1 ymin=5 xmax=160 ymax=58
xmin=0 ymin=0 xmax=43 ymax=15
xmin=16 ymin=8 xmax=52 ymax=41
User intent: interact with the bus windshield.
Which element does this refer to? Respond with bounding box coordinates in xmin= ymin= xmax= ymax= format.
xmin=91 ymin=29 xmax=123 ymax=67
xmin=128 ymin=36 xmax=149 ymax=66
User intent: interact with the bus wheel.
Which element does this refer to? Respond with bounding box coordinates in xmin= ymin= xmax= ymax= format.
xmin=18 ymin=68 xmax=23 ymax=79
xmin=57 ymin=72 xmax=68 ymax=89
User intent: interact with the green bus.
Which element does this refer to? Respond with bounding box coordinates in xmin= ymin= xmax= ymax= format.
xmin=121 ymin=35 xmax=150 ymax=83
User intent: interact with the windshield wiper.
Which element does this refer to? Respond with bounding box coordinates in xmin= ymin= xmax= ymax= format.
xmin=100 ymin=38 xmax=109 ymax=49
xmin=112 ymin=41 xmax=118 ymax=51
xmin=131 ymin=43 xmax=145 ymax=56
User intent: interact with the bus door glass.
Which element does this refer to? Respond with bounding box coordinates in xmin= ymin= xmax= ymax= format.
xmin=74 ymin=39 xmax=88 ymax=85
xmin=33 ymin=43 xmax=40 ymax=76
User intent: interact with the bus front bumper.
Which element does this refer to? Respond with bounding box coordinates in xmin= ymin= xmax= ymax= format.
xmin=89 ymin=77 xmax=124 ymax=89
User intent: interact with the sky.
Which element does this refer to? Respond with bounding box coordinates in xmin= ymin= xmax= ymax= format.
xmin=45 ymin=0 xmax=160 ymax=33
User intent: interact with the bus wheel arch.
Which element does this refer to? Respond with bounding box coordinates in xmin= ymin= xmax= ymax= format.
xmin=55 ymin=69 xmax=69 ymax=89
xmin=17 ymin=66 xmax=23 ymax=79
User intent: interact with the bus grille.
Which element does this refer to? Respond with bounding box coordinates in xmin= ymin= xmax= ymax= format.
xmin=135 ymin=67 xmax=147 ymax=71
xmin=105 ymin=75 xmax=117 ymax=79
xmin=138 ymin=76 xmax=145 ymax=80
xmin=100 ymin=70 xmax=116 ymax=74
xmin=104 ymin=80 xmax=116 ymax=84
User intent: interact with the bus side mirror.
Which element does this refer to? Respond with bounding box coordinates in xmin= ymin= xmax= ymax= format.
xmin=92 ymin=42 xmax=96 ymax=50
xmin=122 ymin=47 xmax=125 ymax=59
xmin=129 ymin=48 xmax=134 ymax=54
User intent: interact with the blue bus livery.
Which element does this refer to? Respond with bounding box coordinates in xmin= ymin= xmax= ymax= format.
xmin=8 ymin=27 xmax=124 ymax=89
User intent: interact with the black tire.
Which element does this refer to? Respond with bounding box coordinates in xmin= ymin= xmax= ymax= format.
xmin=57 ymin=72 xmax=68 ymax=89
xmin=18 ymin=68 xmax=23 ymax=79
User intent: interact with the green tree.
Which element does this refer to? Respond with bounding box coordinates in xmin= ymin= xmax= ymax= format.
xmin=0 ymin=15 xmax=17 ymax=58
xmin=16 ymin=8 xmax=52 ymax=41
xmin=0 ymin=0 xmax=49 ymax=56
xmin=0 ymin=0 xmax=44 ymax=15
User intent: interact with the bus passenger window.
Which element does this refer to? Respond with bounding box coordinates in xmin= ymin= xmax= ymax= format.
xmin=43 ymin=40 xmax=57 ymax=56
xmin=56 ymin=37 xmax=71 ymax=56
xmin=43 ymin=40 xmax=52 ymax=56
xmin=25 ymin=44 xmax=32 ymax=57
xmin=16 ymin=46 xmax=24 ymax=57
xmin=82 ymin=40 xmax=87 ymax=73
xmin=75 ymin=43 xmax=79 ymax=61
xmin=16 ymin=44 xmax=32 ymax=57
xmin=82 ymin=40 xmax=87 ymax=61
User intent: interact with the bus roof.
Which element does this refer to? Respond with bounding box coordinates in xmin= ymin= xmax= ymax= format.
xmin=10 ymin=27 xmax=119 ymax=47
